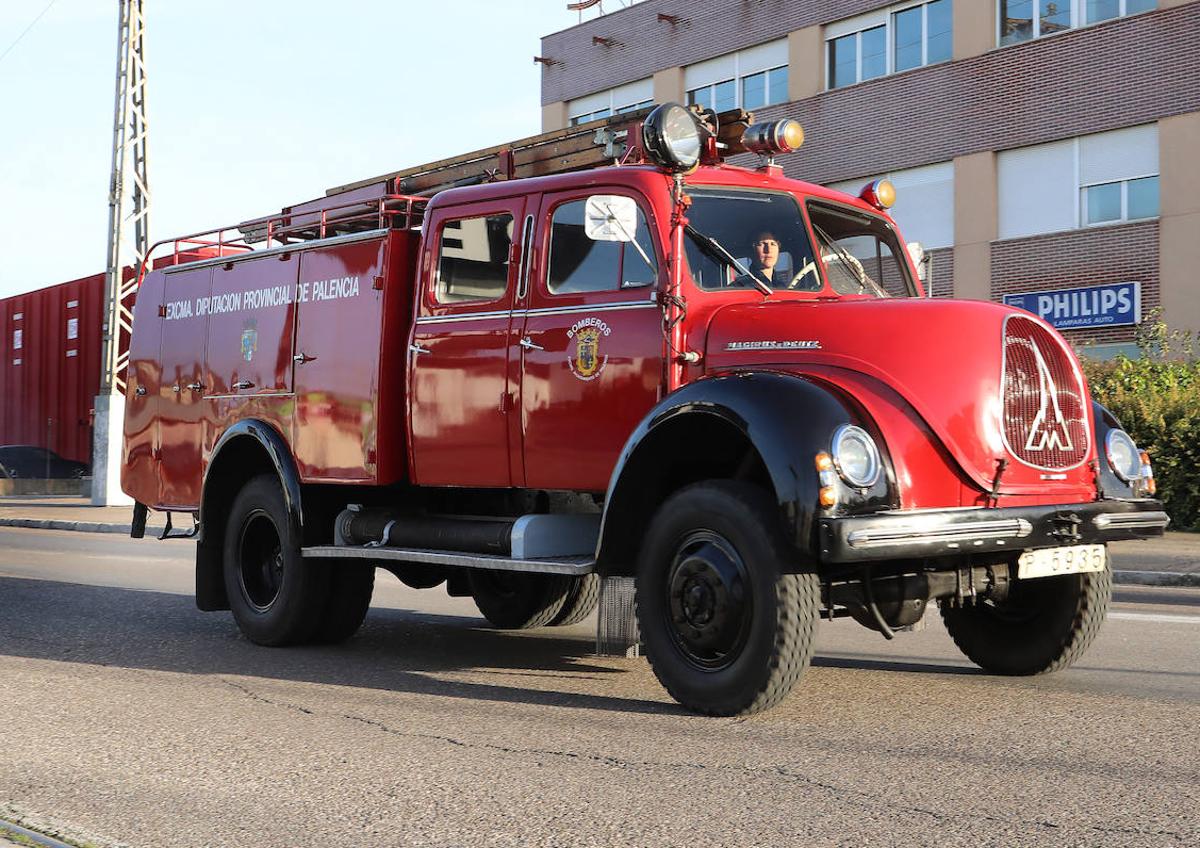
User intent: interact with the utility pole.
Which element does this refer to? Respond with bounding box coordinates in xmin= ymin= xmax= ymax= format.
xmin=92 ymin=0 xmax=149 ymax=506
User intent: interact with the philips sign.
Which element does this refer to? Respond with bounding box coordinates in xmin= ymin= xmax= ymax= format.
xmin=1003 ymin=282 xmax=1141 ymax=330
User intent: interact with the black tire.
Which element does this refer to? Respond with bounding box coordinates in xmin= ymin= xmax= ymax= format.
xmin=549 ymin=574 xmax=601 ymax=626
xmin=939 ymin=556 xmax=1112 ymax=675
xmin=636 ymin=480 xmax=819 ymax=717
xmin=468 ymin=570 xmax=574 ymax=629
xmin=311 ymin=562 xmax=375 ymax=644
xmin=222 ymin=474 xmax=329 ymax=646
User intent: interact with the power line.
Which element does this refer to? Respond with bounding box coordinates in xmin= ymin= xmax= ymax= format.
xmin=0 ymin=0 xmax=60 ymax=68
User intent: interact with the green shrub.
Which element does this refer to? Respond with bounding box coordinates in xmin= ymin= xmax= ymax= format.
xmin=1080 ymin=312 xmax=1200 ymax=529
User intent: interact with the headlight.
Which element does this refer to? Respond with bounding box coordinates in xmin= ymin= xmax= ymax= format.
xmin=1105 ymin=428 xmax=1142 ymax=481
xmin=642 ymin=103 xmax=702 ymax=173
xmin=832 ymin=425 xmax=881 ymax=488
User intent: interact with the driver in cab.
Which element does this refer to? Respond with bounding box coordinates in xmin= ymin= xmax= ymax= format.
xmin=735 ymin=231 xmax=783 ymax=288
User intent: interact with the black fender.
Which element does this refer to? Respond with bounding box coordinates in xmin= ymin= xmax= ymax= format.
xmin=595 ymin=371 xmax=894 ymax=575
xmin=1090 ymin=400 xmax=1139 ymax=499
xmin=195 ymin=419 xmax=304 ymax=611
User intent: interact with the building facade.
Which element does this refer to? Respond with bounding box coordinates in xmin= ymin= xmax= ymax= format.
xmin=540 ymin=0 xmax=1200 ymax=356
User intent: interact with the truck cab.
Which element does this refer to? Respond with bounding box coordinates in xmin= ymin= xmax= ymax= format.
xmin=122 ymin=103 xmax=1167 ymax=716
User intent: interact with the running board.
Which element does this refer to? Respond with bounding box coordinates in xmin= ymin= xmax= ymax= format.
xmin=301 ymin=545 xmax=595 ymax=576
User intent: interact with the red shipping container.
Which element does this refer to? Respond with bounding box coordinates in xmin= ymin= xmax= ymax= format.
xmin=0 ymin=273 xmax=109 ymax=466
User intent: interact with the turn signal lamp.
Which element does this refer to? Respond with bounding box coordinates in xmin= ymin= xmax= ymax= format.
xmin=1140 ymin=451 xmax=1156 ymax=496
xmin=816 ymin=452 xmax=838 ymax=508
xmin=642 ymin=103 xmax=704 ymax=173
xmin=741 ymin=119 xmax=805 ymax=158
xmin=859 ymin=179 xmax=896 ymax=210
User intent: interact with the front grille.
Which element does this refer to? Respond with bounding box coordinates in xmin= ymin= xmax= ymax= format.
xmin=1001 ymin=315 xmax=1089 ymax=470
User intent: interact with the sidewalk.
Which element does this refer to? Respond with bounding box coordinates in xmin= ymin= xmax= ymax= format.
xmin=1 ymin=496 xmax=1198 ymax=587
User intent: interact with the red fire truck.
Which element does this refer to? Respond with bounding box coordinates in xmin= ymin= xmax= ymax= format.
xmin=122 ymin=104 xmax=1167 ymax=715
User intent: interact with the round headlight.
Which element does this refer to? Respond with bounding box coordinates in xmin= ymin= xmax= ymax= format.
xmin=642 ymin=103 xmax=702 ymax=172
xmin=832 ymin=425 xmax=881 ymax=488
xmin=1106 ymin=428 xmax=1142 ymax=481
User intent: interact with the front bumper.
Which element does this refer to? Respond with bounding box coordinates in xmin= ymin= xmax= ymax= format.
xmin=818 ymin=498 xmax=1168 ymax=564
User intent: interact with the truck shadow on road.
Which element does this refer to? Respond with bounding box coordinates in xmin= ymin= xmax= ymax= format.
xmin=0 ymin=577 xmax=678 ymax=715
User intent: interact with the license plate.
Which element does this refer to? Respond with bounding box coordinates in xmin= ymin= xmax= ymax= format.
xmin=1017 ymin=544 xmax=1107 ymax=580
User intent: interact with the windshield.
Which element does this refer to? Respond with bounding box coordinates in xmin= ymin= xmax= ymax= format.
xmin=806 ymin=201 xmax=916 ymax=298
xmin=682 ymin=189 xmax=820 ymax=292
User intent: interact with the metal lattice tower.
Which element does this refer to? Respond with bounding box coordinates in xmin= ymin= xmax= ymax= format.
xmin=93 ymin=0 xmax=148 ymax=506
xmin=100 ymin=0 xmax=149 ymax=395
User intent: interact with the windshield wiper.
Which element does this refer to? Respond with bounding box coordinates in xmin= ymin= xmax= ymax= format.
xmin=811 ymin=222 xmax=890 ymax=299
xmin=684 ymin=224 xmax=771 ymax=296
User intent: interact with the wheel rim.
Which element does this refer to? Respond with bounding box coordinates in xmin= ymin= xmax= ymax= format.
xmin=665 ymin=530 xmax=753 ymax=671
xmin=237 ymin=509 xmax=284 ymax=612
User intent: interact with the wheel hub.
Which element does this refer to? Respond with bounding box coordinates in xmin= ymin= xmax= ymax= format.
xmin=666 ymin=532 xmax=752 ymax=670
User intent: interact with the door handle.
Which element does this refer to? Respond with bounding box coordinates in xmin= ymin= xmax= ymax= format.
xmin=233 ymin=380 xmax=255 ymax=390
xmin=519 ymin=336 xmax=544 ymax=351
xmin=409 ymin=343 xmax=431 ymax=356
xmin=187 ymin=382 xmax=203 ymax=392
xmin=293 ymin=352 xmax=316 ymax=364
xmin=135 ymin=385 xmax=147 ymax=396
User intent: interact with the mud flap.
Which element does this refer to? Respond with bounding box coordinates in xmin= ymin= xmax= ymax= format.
xmin=595 ymin=576 xmax=640 ymax=658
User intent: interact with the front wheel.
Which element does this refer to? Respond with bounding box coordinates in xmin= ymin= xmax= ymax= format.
xmin=939 ymin=556 xmax=1112 ymax=675
xmin=636 ymin=481 xmax=819 ymax=716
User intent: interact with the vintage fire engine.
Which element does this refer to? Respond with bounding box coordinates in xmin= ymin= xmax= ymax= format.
xmin=122 ymin=104 xmax=1168 ymax=715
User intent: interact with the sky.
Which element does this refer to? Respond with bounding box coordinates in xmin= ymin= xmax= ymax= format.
xmin=0 ymin=0 xmax=607 ymax=299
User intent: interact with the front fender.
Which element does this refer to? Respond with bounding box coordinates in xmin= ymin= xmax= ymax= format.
xmin=596 ymin=371 xmax=894 ymax=573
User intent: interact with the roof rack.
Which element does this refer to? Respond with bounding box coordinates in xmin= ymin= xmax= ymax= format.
xmin=142 ymin=105 xmax=755 ymax=280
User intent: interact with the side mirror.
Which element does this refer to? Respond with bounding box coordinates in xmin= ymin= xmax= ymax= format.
xmin=584 ymin=195 xmax=638 ymax=242
xmin=907 ymin=241 xmax=933 ymax=295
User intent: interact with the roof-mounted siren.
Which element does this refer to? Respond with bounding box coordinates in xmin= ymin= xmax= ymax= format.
xmin=859 ymin=179 xmax=897 ymax=211
xmin=741 ymin=119 xmax=804 ymax=171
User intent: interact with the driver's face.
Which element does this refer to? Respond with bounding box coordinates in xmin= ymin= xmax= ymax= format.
xmin=753 ymin=237 xmax=780 ymax=270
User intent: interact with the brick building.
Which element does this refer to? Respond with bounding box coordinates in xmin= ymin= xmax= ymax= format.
xmin=539 ymin=0 xmax=1200 ymax=356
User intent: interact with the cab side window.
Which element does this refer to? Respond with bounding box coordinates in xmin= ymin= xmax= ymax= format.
xmin=436 ymin=213 xmax=513 ymax=303
xmin=548 ymin=199 xmax=657 ymax=294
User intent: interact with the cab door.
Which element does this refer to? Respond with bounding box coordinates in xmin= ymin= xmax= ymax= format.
xmin=408 ymin=199 xmax=526 ymax=487
xmin=517 ymin=191 xmax=664 ymax=491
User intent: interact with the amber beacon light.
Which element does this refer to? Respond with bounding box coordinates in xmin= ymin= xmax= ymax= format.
xmin=741 ymin=119 xmax=805 ymax=158
xmin=859 ymin=179 xmax=896 ymax=210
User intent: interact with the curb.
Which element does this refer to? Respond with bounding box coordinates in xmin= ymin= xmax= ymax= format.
xmin=1112 ymin=569 xmax=1200 ymax=588
xmin=4 ymin=517 xmax=1199 ymax=588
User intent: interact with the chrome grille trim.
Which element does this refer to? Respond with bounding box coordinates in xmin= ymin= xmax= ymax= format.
xmin=846 ymin=518 xmax=1033 ymax=549
xmin=1092 ymin=511 xmax=1171 ymax=531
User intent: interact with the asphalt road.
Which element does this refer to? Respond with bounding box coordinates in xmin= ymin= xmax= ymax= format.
xmin=0 ymin=528 xmax=1197 ymax=848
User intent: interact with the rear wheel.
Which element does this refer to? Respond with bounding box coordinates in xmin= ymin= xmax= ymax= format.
xmin=468 ymin=570 xmax=575 ymax=629
xmin=636 ymin=481 xmax=819 ymax=716
xmin=223 ymin=474 xmax=328 ymax=646
xmin=549 ymin=574 xmax=601 ymax=626
xmin=939 ymin=556 xmax=1112 ymax=675
xmin=311 ymin=563 xmax=375 ymax=644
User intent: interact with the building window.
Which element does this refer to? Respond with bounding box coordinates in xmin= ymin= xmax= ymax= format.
xmin=997 ymin=124 xmax=1159 ymax=239
xmin=685 ymin=39 xmax=789 ymax=112
xmin=567 ymin=78 xmax=653 ymax=126
xmin=1000 ymin=0 xmax=1155 ymax=46
xmin=1083 ymin=176 xmax=1159 ymax=226
xmin=827 ymin=0 xmax=951 ymax=90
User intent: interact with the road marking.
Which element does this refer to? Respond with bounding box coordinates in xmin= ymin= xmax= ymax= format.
xmin=1109 ymin=611 xmax=1200 ymax=625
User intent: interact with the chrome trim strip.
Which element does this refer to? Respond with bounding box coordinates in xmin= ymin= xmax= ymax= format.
xmin=1093 ymin=511 xmax=1170 ymax=531
xmin=162 ymin=229 xmax=388 ymax=274
xmin=415 ymin=309 xmax=512 ymax=325
xmin=847 ymin=518 xmax=1033 ymax=549
xmin=414 ymin=299 xmax=659 ymax=325
xmin=301 ymin=545 xmax=595 ymax=576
